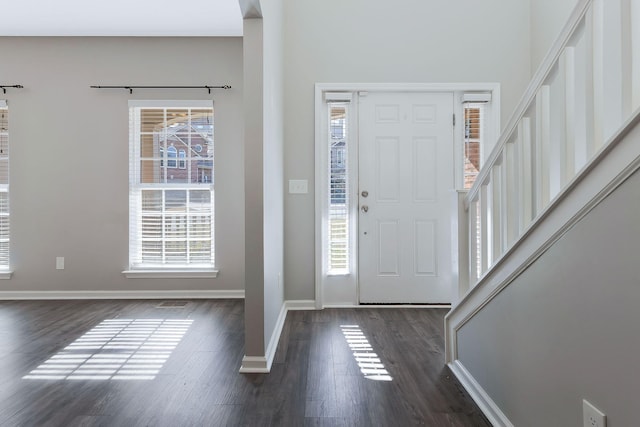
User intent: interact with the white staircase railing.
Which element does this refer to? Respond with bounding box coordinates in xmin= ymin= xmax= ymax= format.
xmin=461 ymin=0 xmax=640 ymax=294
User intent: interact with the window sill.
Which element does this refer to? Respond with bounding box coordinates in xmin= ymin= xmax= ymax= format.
xmin=122 ymin=269 xmax=219 ymax=279
xmin=0 ymin=270 xmax=13 ymax=279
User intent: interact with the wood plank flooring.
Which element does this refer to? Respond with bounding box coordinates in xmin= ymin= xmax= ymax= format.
xmin=0 ymin=300 xmax=490 ymax=426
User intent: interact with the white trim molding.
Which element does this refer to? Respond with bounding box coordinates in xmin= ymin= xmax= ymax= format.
xmin=324 ymin=304 xmax=452 ymax=309
xmin=448 ymin=360 xmax=514 ymax=427
xmin=122 ymin=269 xmax=219 ymax=279
xmin=314 ymin=83 xmax=500 ymax=309
xmin=284 ymin=300 xmax=316 ymax=310
xmin=0 ymin=290 xmax=244 ymax=300
xmin=264 ymin=301 xmax=289 ymax=372
xmin=239 ymin=356 xmax=269 ymax=373
xmin=446 ymin=107 xmax=640 ymax=364
xmin=239 ymin=300 xmax=317 ymax=373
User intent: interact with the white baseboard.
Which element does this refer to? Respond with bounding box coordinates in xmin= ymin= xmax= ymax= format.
xmin=448 ymin=360 xmax=513 ymax=427
xmin=263 ymin=301 xmax=288 ymax=371
xmin=284 ymin=299 xmax=316 ymax=310
xmin=238 ymin=356 xmax=269 ymax=373
xmin=239 ymin=299 xmax=317 ymax=373
xmin=323 ymin=303 xmax=452 ymax=309
xmin=0 ymin=290 xmax=245 ymax=300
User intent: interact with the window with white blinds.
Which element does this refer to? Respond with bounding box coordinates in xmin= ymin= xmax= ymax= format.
xmin=462 ymin=94 xmax=490 ymax=280
xmin=0 ymin=102 xmax=9 ymax=269
xmin=128 ymin=101 xmax=214 ymax=270
xmin=328 ymin=103 xmax=349 ymax=274
xmin=464 ymin=103 xmax=484 ymax=190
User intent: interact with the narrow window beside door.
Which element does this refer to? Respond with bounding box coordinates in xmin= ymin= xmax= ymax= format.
xmin=328 ymin=103 xmax=349 ymax=274
xmin=462 ymin=96 xmax=490 ymax=281
xmin=464 ymin=103 xmax=484 ymax=189
xmin=0 ymin=102 xmax=10 ymax=270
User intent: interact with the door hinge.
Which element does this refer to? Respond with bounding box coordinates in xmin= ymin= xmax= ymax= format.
xmin=453 ymin=113 xmax=456 ymax=127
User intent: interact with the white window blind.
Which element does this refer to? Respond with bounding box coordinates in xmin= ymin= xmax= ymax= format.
xmin=328 ymin=103 xmax=349 ymax=274
xmin=128 ymin=101 xmax=214 ymax=269
xmin=463 ymin=96 xmax=489 ymax=280
xmin=463 ymin=102 xmax=485 ymax=190
xmin=0 ymin=102 xmax=9 ymax=269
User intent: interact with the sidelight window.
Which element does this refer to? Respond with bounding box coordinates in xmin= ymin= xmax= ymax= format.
xmin=0 ymin=101 xmax=9 ymax=271
xmin=328 ymin=103 xmax=349 ymax=274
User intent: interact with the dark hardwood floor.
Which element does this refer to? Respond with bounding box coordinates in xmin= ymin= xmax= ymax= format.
xmin=0 ymin=300 xmax=490 ymax=426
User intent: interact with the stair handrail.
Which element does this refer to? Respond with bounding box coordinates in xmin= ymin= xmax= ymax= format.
xmin=464 ymin=0 xmax=593 ymax=207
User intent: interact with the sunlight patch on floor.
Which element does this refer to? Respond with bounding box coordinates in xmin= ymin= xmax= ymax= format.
xmin=23 ymin=318 xmax=193 ymax=381
xmin=340 ymin=324 xmax=393 ymax=381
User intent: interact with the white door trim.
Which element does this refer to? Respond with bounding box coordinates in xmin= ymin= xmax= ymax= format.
xmin=315 ymin=83 xmax=501 ymax=309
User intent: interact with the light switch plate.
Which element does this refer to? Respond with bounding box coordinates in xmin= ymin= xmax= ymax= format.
xmin=289 ymin=179 xmax=308 ymax=194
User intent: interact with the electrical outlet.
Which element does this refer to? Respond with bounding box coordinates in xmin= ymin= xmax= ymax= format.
xmin=583 ymin=399 xmax=606 ymax=427
xmin=56 ymin=257 xmax=65 ymax=270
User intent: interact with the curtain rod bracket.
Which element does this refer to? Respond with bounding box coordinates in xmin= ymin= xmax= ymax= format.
xmin=0 ymin=85 xmax=24 ymax=94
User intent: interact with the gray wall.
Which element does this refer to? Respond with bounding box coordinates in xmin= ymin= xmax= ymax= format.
xmin=0 ymin=37 xmax=244 ymax=292
xmin=457 ymin=161 xmax=640 ymax=425
xmin=282 ymin=0 xmax=532 ymax=301
xmin=530 ymin=0 xmax=580 ymax=74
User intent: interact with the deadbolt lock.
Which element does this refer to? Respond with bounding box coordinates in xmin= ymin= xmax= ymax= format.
xmin=361 ymin=190 xmax=369 ymax=198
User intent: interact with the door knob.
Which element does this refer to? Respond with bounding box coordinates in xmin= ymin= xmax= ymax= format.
xmin=361 ymin=190 xmax=369 ymax=198
xmin=361 ymin=205 xmax=369 ymax=213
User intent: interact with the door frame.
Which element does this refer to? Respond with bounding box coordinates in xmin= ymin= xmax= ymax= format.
xmin=314 ymin=83 xmax=501 ymax=309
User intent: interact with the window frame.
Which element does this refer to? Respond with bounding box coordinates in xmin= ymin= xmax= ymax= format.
xmin=327 ymin=103 xmax=351 ymax=275
xmin=0 ymin=101 xmax=11 ymax=278
xmin=455 ymin=91 xmax=498 ymax=190
xmin=124 ymin=100 xmax=217 ymax=278
xmin=167 ymin=145 xmax=178 ymax=168
xmin=178 ymin=149 xmax=186 ymax=169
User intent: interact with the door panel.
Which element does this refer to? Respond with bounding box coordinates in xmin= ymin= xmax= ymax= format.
xmin=358 ymin=92 xmax=454 ymax=303
xmin=378 ymin=220 xmax=400 ymax=275
xmin=377 ymin=137 xmax=400 ymax=201
xmin=415 ymin=220 xmax=437 ymax=276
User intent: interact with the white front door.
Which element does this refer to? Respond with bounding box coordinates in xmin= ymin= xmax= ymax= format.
xmin=358 ymin=92 xmax=454 ymax=303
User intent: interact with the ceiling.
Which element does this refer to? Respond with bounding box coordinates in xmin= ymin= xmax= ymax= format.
xmin=0 ymin=0 xmax=243 ymax=36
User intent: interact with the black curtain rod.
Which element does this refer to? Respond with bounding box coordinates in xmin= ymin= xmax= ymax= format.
xmin=0 ymin=85 xmax=24 ymax=94
xmin=90 ymin=85 xmax=231 ymax=94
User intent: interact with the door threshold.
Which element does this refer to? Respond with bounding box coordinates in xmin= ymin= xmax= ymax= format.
xmin=358 ymin=303 xmax=452 ymax=308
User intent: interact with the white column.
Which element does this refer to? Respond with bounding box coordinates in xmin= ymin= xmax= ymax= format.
xmin=632 ymin=0 xmax=640 ymax=111
xmin=491 ymin=163 xmax=502 ymax=263
xmin=469 ymin=198 xmax=479 ymax=285
xmin=584 ymin=5 xmax=598 ymax=161
xmin=505 ymin=138 xmax=518 ymax=248
xmin=548 ymin=53 xmax=566 ymax=200
xmin=622 ymin=0 xmax=634 ymax=117
xmin=518 ymin=118 xmax=533 ymax=232
xmin=591 ymin=0 xmax=605 ymax=150
xmin=572 ymin=21 xmax=590 ymax=173
xmin=535 ymin=86 xmax=551 ymax=213
xmin=602 ymin=0 xmax=624 ymax=141
xmin=564 ymin=47 xmax=577 ymax=185
xmin=480 ymin=184 xmax=490 ymax=273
